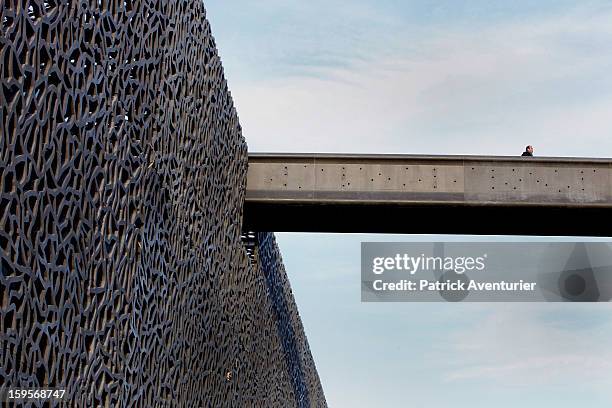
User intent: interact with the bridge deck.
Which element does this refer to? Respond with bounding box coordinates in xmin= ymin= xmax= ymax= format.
xmin=244 ymin=153 xmax=612 ymax=236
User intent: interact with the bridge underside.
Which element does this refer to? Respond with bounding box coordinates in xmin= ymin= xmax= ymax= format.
xmin=244 ymin=201 xmax=611 ymax=236
xmin=244 ymin=153 xmax=612 ymax=236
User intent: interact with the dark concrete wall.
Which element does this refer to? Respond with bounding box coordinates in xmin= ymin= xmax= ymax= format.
xmin=0 ymin=0 xmax=325 ymax=406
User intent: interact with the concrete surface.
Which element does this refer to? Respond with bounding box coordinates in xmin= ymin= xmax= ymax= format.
xmin=244 ymin=153 xmax=612 ymax=236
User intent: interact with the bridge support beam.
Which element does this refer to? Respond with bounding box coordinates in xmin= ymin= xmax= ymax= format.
xmin=244 ymin=153 xmax=612 ymax=236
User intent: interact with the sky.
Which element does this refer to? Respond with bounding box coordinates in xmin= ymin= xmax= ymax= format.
xmin=204 ymin=1 xmax=612 ymax=407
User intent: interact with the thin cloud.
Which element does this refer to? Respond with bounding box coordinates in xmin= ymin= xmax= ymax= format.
xmin=229 ymin=5 xmax=612 ymax=157
xmin=443 ymin=304 xmax=612 ymax=391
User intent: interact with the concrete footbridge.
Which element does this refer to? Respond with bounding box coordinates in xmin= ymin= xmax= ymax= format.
xmin=244 ymin=153 xmax=612 ymax=236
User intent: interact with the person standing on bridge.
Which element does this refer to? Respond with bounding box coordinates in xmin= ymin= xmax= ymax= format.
xmin=521 ymin=145 xmax=534 ymax=156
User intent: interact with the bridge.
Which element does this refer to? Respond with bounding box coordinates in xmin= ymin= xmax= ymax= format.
xmin=244 ymin=153 xmax=612 ymax=236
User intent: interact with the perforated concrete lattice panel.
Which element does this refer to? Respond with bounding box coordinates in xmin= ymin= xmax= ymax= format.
xmin=0 ymin=1 xmax=325 ymax=406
